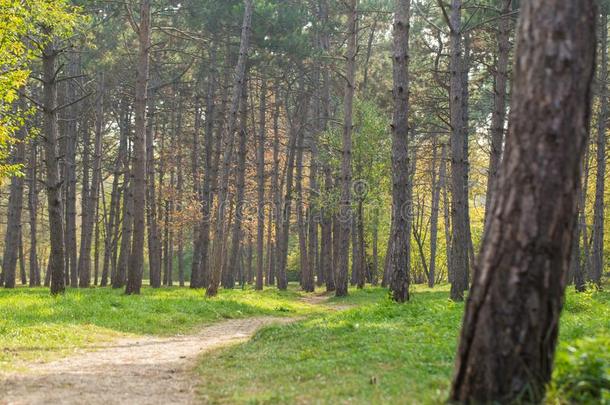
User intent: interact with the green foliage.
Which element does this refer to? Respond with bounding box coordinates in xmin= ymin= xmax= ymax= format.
xmin=548 ymin=337 xmax=610 ymax=404
xmin=0 ymin=0 xmax=81 ymax=179
xmin=546 ymin=289 xmax=610 ymax=404
xmin=0 ymin=286 xmax=322 ymax=370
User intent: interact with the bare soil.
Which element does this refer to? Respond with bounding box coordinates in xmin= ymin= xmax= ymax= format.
xmin=0 ymin=317 xmax=296 ymax=405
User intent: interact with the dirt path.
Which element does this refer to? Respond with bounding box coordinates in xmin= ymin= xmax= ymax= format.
xmin=0 ymin=317 xmax=296 ymax=405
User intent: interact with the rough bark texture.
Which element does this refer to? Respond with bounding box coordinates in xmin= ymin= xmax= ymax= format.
xmin=255 ymin=79 xmax=266 ymax=290
xmin=28 ymin=140 xmax=40 ymax=287
xmin=224 ymin=81 xmax=249 ymax=289
xmin=484 ymin=0 xmax=512 ymax=230
xmin=78 ymin=78 xmax=104 ymax=288
xmin=449 ymin=0 xmax=469 ymax=301
xmin=126 ymin=0 xmax=151 ymax=295
xmin=388 ymin=0 xmax=411 ymax=303
xmin=64 ymin=56 xmax=79 ymax=287
xmin=336 ymin=0 xmax=358 ymax=297
xmin=429 ymin=140 xmax=440 ymax=288
xmin=296 ymin=126 xmax=314 ymax=292
xmin=207 ymin=0 xmax=253 ymax=297
xmin=450 ymin=1 xmax=597 ymax=402
xmin=591 ymin=11 xmax=608 ymax=287
xmin=191 ymin=44 xmax=218 ymax=289
xmin=3 ymin=124 xmax=26 ymax=288
xmin=146 ymin=88 xmax=162 ymax=288
xmin=42 ymin=43 xmax=66 ymax=295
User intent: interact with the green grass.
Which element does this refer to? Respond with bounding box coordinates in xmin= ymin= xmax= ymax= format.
xmin=196 ymin=285 xmax=610 ymax=404
xmin=0 ymin=285 xmax=321 ymax=369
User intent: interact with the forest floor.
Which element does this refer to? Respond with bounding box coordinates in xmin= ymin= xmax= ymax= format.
xmin=196 ymin=286 xmax=610 ymax=404
xmin=0 ymin=285 xmax=608 ymax=404
xmin=0 ymin=285 xmax=348 ymax=404
xmin=0 ymin=316 xmax=297 ymax=405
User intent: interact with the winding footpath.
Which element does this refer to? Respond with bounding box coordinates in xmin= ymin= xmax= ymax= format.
xmin=0 ymin=317 xmax=296 ymax=405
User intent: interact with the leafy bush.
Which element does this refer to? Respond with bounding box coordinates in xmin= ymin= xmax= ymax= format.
xmin=548 ymin=336 xmax=610 ymax=404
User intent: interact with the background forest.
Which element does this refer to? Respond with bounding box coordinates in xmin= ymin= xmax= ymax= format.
xmin=0 ymin=0 xmax=609 ymax=404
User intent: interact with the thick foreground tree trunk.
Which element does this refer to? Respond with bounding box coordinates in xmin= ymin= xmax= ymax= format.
xmin=450 ymin=1 xmax=596 ymax=402
xmin=388 ymin=0 xmax=411 ymax=303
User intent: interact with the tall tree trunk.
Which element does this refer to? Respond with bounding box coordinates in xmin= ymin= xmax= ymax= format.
xmin=18 ymin=230 xmax=26 ymax=285
xmin=3 ymin=124 xmax=26 ymax=288
xmin=575 ymin=143 xmax=591 ymax=292
xmin=441 ymin=143 xmax=451 ymax=276
xmin=126 ymin=0 xmax=151 ymax=295
xmin=484 ymin=0 xmax=512 ymax=229
xmin=448 ymin=0 xmax=469 ymax=301
xmin=78 ymin=77 xmax=104 ymax=287
xmin=267 ymin=87 xmax=281 ymax=286
xmin=371 ymin=207 xmax=379 ymax=286
xmin=450 ymin=1 xmax=596 ymax=401
xmin=255 ymin=79 xmax=266 ymax=290
xmin=276 ymin=87 xmax=310 ymax=290
xmin=42 ymin=43 xmax=66 ymax=295
xmin=296 ymin=124 xmax=313 ymax=292
xmin=336 ymin=0 xmax=358 ymax=297
xmin=208 ymin=0 xmax=253 ymax=297
xmin=429 ymin=140 xmax=440 ymax=288
xmin=115 ymin=170 xmax=133 ymax=288
xmin=224 ymin=80 xmax=249 ymax=289
xmin=146 ymin=88 xmax=162 ymax=288
xmin=28 ymin=139 xmax=40 ymax=286
xmin=388 ymin=0 xmax=412 ymax=303
xmin=175 ymin=90 xmax=185 ymax=287
xmin=64 ymin=56 xmax=79 ymax=287
xmin=322 ymin=165 xmax=335 ymax=291
xmin=104 ymin=98 xmax=129 ymax=287
xmin=462 ymin=33 xmax=475 ymax=277
xmin=191 ymin=44 xmax=218 ymax=289
xmin=591 ymin=10 xmax=608 ymax=287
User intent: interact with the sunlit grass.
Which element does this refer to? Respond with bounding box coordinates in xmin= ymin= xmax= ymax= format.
xmin=196 ymin=286 xmax=610 ymax=404
xmin=0 ymin=285 xmax=321 ymax=369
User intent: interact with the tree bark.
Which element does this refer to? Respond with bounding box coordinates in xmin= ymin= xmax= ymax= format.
xmin=28 ymin=139 xmax=40 ymax=286
xmin=266 ymin=85 xmax=281 ymax=286
xmin=484 ymin=0 xmax=512 ymax=230
xmin=448 ymin=0 xmax=469 ymax=301
xmin=146 ymin=87 xmax=162 ymax=288
xmin=388 ymin=0 xmax=412 ymax=302
xmin=296 ymin=123 xmax=314 ymax=292
xmin=64 ymin=56 xmax=79 ymax=287
xmin=126 ymin=0 xmax=151 ymax=295
xmin=78 ymin=77 xmax=104 ymax=288
xmin=42 ymin=43 xmax=66 ymax=295
xmin=191 ymin=44 xmax=218 ymax=289
xmin=450 ymin=1 xmax=597 ymax=401
xmin=255 ymin=79 xmax=266 ymax=290
xmin=207 ymin=0 xmax=253 ymax=297
xmin=224 ymin=79 xmax=249 ymax=289
xmin=3 ymin=123 xmax=26 ymax=288
xmin=429 ymin=140 xmax=440 ymax=288
xmin=336 ymin=0 xmax=358 ymax=297
xmin=104 ymin=98 xmax=129 ymax=287
xmin=591 ymin=10 xmax=608 ymax=288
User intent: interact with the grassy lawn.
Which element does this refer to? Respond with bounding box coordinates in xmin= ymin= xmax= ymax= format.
xmin=0 ymin=285 xmax=321 ymax=369
xmin=196 ymin=285 xmax=610 ymax=404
